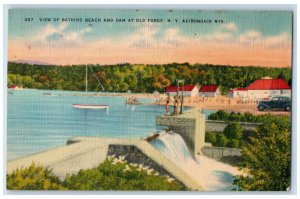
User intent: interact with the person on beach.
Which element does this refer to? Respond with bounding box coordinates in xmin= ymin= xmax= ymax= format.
xmin=173 ymin=94 xmax=179 ymax=116
xmin=180 ymin=95 xmax=184 ymax=114
xmin=165 ymin=93 xmax=170 ymax=115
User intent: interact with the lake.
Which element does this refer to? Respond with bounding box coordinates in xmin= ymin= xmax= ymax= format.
xmin=7 ymin=89 xmax=213 ymax=161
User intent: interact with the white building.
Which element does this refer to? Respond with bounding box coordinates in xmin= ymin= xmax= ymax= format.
xmin=230 ymin=78 xmax=291 ymax=100
xmin=199 ymin=85 xmax=220 ymax=97
xmin=166 ymin=84 xmax=199 ymax=97
xmin=229 ymin=88 xmax=248 ymax=98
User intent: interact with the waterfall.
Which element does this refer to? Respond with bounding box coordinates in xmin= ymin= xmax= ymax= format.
xmin=150 ymin=131 xmax=240 ymax=191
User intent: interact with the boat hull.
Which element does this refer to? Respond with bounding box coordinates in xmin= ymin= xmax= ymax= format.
xmin=72 ymin=104 xmax=109 ymax=110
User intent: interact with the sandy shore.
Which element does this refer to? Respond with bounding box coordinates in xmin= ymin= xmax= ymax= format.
xmin=61 ymin=92 xmax=290 ymax=116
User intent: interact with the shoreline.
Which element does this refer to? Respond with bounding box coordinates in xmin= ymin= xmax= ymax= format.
xmin=9 ymin=88 xmax=290 ymax=116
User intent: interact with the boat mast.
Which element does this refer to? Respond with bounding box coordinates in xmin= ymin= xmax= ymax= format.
xmin=85 ymin=65 xmax=88 ymax=92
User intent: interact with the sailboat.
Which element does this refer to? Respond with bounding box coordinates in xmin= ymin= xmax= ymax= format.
xmin=72 ymin=65 xmax=109 ymax=110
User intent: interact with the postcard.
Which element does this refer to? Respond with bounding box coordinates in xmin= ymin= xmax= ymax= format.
xmin=6 ymin=9 xmax=292 ymax=191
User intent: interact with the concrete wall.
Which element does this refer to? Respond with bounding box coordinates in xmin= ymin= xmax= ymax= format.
xmin=201 ymin=146 xmax=242 ymax=166
xmin=107 ymin=144 xmax=185 ymax=187
xmin=156 ymin=109 xmax=205 ymax=156
xmin=205 ymin=120 xmax=260 ymax=132
xmin=7 ymin=136 xmax=204 ymax=190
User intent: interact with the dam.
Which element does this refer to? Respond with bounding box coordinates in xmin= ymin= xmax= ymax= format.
xmin=7 ymin=108 xmax=241 ymax=191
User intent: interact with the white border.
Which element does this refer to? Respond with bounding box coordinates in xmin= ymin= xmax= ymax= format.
xmin=1 ymin=1 xmax=299 ymax=199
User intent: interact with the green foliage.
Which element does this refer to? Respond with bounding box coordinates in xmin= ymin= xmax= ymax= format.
xmin=7 ymin=62 xmax=291 ymax=92
xmin=205 ymin=131 xmax=217 ymax=144
xmin=7 ymin=159 xmax=186 ymax=191
xmin=63 ymin=159 xmax=186 ymax=191
xmin=234 ymin=120 xmax=291 ymax=191
xmin=227 ymin=139 xmax=240 ymax=148
xmin=8 ymin=74 xmax=37 ymax=88
xmin=208 ymin=110 xmax=290 ymax=125
xmin=6 ymin=163 xmax=64 ymax=190
xmin=206 ymin=123 xmax=244 ymax=148
xmin=223 ymin=123 xmax=243 ymax=140
xmin=216 ymin=134 xmax=228 ymax=147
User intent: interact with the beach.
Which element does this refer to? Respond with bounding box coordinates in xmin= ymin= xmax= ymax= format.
xmin=70 ymin=92 xmax=290 ymax=116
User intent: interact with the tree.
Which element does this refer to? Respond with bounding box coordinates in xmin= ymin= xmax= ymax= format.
xmin=234 ymin=121 xmax=291 ymax=191
xmin=227 ymin=139 xmax=240 ymax=148
xmin=7 ymin=163 xmax=64 ymax=190
xmin=205 ymin=132 xmax=217 ymax=145
xmin=223 ymin=122 xmax=243 ymax=140
xmin=216 ymin=134 xmax=228 ymax=147
xmin=278 ymin=71 xmax=286 ymax=81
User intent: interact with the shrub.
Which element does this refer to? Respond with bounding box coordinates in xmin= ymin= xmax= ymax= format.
xmin=6 ymin=163 xmax=64 ymax=190
xmin=205 ymin=132 xmax=217 ymax=145
xmin=216 ymin=134 xmax=228 ymax=147
xmin=7 ymin=159 xmax=187 ymax=191
xmin=227 ymin=139 xmax=240 ymax=148
xmin=63 ymin=158 xmax=186 ymax=191
xmin=223 ymin=123 xmax=243 ymax=140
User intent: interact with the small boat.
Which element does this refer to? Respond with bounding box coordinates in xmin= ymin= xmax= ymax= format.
xmin=72 ymin=104 xmax=109 ymax=110
xmin=72 ymin=65 xmax=108 ymax=110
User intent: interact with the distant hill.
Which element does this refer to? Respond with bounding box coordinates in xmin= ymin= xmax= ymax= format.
xmin=12 ymin=60 xmax=51 ymax=66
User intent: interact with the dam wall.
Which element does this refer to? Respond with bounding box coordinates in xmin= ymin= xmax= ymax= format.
xmin=7 ymin=137 xmax=204 ymax=191
xmin=156 ymin=109 xmax=205 ymax=156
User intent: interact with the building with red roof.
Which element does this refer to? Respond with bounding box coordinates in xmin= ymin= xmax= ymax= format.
xmin=166 ymin=84 xmax=199 ymax=97
xmin=199 ymin=85 xmax=220 ymax=97
xmin=247 ymin=78 xmax=291 ymax=99
xmin=8 ymin=84 xmax=20 ymax=90
xmin=229 ymin=78 xmax=291 ymax=99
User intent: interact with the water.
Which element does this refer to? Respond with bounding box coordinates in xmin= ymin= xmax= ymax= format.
xmin=7 ymin=89 xmax=166 ymax=161
xmin=7 ymin=89 xmax=238 ymax=190
xmin=201 ymin=109 xmax=218 ymax=119
xmin=150 ymin=131 xmax=240 ymax=191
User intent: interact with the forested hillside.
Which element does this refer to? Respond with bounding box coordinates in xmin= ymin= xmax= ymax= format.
xmin=7 ymin=62 xmax=291 ymax=94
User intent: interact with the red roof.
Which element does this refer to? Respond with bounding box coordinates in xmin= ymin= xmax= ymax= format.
xmin=247 ymin=78 xmax=290 ymax=90
xmin=166 ymin=84 xmax=197 ymax=92
xmin=231 ymin=87 xmax=247 ymax=92
xmin=199 ymin=85 xmax=218 ymax=92
xmin=8 ymin=85 xmax=18 ymax=88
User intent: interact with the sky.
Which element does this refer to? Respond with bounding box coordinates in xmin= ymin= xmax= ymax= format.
xmin=8 ymin=9 xmax=292 ymax=67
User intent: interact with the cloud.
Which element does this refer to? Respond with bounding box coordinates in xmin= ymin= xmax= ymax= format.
xmin=63 ymin=27 xmax=92 ymax=42
xmin=34 ymin=22 xmax=92 ymax=44
xmin=239 ymin=30 xmax=262 ymax=44
xmin=8 ymin=22 xmax=292 ymax=67
xmin=35 ymin=22 xmax=68 ymax=42
xmin=222 ymin=22 xmax=238 ymax=32
xmin=264 ymin=32 xmax=291 ymax=48
xmin=128 ymin=23 xmax=160 ymax=48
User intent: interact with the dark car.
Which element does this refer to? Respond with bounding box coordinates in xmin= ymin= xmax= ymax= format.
xmin=258 ymin=96 xmax=291 ymax=111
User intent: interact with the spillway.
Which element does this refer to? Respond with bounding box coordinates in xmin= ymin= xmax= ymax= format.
xmin=150 ymin=131 xmax=240 ymax=191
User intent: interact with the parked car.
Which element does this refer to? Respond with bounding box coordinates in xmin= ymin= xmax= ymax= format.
xmin=257 ymin=96 xmax=291 ymax=111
